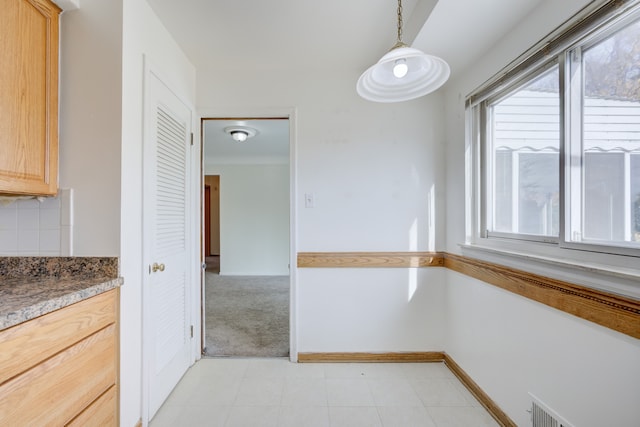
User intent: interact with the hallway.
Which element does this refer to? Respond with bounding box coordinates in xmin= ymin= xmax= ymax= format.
xmin=203 ymin=274 xmax=289 ymax=357
xmin=204 ymin=253 xmax=289 ymax=357
xmin=149 ymin=358 xmax=498 ymax=427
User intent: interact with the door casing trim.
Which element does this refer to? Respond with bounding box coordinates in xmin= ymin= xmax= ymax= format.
xmin=198 ymin=107 xmax=299 ymax=361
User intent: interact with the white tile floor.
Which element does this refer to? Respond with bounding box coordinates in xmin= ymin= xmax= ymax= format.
xmin=150 ymin=358 xmax=499 ymax=427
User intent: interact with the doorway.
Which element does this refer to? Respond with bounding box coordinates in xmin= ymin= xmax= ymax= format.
xmin=201 ymin=118 xmax=291 ymax=357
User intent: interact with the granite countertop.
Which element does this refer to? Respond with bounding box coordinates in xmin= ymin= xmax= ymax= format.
xmin=0 ymin=257 xmax=123 ymax=331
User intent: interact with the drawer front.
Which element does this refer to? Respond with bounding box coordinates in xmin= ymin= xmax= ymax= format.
xmin=67 ymin=385 xmax=118 ymax=427
xmin=0 ymin=324 xmax=116 ymax=425
xmin=0 ymin=289 xmax=116 ymax=384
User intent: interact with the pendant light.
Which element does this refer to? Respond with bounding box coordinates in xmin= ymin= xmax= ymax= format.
xmin=357 ymin=0 xmax=450 ymax=103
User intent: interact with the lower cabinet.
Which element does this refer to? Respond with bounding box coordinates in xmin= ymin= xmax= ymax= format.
xmin=0 ymin=288 xmax=119 ymax=426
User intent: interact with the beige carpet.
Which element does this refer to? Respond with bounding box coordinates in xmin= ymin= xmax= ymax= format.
xmin=204 ymin=273 xmax=289 ymax=357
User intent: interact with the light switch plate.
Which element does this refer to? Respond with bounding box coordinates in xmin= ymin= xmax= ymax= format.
xmin=304 ymin=193 xmax=315 ymax=208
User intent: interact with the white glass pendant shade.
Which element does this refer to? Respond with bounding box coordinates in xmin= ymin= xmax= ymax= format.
xmin=357 ymin=46 xmax=450 ymax=103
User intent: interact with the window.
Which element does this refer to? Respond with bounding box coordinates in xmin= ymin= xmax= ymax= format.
xmin=486 ymin=66 xmax=560 ymax=241
xmin=568 ymin=18 xmax=640 ymax=248
xmin=470 ymin=3 xmax=640 ymax=256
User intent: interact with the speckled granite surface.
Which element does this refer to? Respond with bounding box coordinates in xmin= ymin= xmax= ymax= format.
xmin=0 ymin=257 xmax=118 ymax=279
xmin=0 ymin=257 xmax=122 ymax=331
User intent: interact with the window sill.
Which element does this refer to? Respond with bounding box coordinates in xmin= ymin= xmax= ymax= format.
xmin=459 ymin=241 xmax=640 ymax=299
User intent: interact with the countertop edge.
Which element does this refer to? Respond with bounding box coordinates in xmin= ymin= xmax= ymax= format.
xmin=1 ymin=277 xmax=123 ymax=331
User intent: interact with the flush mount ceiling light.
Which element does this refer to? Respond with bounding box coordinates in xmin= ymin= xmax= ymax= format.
xmin=224 ymin=126 xmax=257 ymax=143
xmin=357 ymin=0 xmax=450 ymax=103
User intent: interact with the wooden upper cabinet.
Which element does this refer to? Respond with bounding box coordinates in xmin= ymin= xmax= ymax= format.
xmin=0 ymin=0 xmax=60 ymax=196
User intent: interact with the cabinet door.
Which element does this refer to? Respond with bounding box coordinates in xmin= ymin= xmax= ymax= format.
xmin=0 ymin=0 xmax=60 ymax=195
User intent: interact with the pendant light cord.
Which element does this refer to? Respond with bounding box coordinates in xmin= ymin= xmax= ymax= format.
xmin=397 ymin=0 xmax=403 ymax=43
xmin=394 ymin=0 xmax=407 ymax=49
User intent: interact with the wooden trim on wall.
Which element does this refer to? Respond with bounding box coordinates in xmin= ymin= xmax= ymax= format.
xmin=297 ymin=252 xmax=444 ymax=268
xmin=296 ymin=251 xmax=640 ymax=340
xmin=297 ymin=352 xmax=445 ymax=363
xmin=443 ymin=354 xmax=517 ymax=427
xmin=443 ymin=253 xmax=640 ymax=340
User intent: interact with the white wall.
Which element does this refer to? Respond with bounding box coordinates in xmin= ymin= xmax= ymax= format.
xmin=121 ymin=1 xmax=196 ymax=426
xmin=59 ymin=1 xmax=123 ymax=256
xmin=298 ymin=268 xmax=446 ymax=352
xmin=444 ymin=0 xmax=640 ymax=425
xmin=198 ymin=68 xmax=448 ymax=352
xmin=205 ymin=164 xmax=290 ymax=276
xmin=445 ymin=271 xmax=640 ymax=426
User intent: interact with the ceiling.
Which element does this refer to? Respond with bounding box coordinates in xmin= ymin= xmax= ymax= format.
xmin=147 ymin=0 xmax=546 ymax=77
xmin=415 ymin=0 xmax=546 ymax=75
xmin=147 ymin=0 xmax=547 ymax=159
xmin=147 ymin=0 xmax=422 ymax=73
xmin=203 ymin=119 xmax=289 ymax=165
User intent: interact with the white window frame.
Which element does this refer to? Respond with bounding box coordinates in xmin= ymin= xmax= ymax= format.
xmin=482 ymin=62 xmax=561 ymax=244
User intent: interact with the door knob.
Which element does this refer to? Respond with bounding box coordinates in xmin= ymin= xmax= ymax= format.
xmin=152 ymin=262 xmax=165 ymax=273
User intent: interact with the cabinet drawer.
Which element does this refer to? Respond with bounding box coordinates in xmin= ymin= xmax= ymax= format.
xmin=0 ymin=324 xmax=116 ymax=425
xmin=0 ymin=289 xmax=117 ymax=384
xmin=67 ymin=385 xmax=118 ymax=427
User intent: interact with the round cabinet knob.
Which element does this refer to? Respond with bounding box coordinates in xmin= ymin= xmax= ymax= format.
xmin=152 ymin=262 xmax=165 ymax=273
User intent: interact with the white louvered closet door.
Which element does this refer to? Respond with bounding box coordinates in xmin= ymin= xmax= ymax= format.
xmin=144 ymin=70 xmax=192 ymax=419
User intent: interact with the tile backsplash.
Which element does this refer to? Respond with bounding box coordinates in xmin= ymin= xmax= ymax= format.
xmin=0 ymin=189 xmax=73 ymax=256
